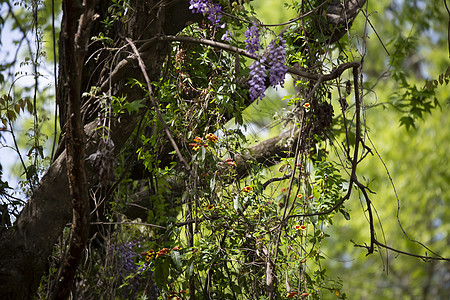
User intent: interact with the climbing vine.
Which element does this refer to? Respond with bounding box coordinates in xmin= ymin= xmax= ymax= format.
xmin=0 ymin=0 xmax=448 ymax=299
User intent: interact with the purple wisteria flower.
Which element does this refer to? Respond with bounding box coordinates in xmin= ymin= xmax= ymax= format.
xmin=244 ymin=25 xmax=260 ymax=54
xmin=207 ymin=2 xmax=225 ymax=28
xmin=189 ymin=0 xmax=208 ymax=13
xmin=109 ymin=241 xmax=158 ymax=298
xmin=189 ymin=0 xmax=224 ymax=28
xmin=221 ymin=30 xmax=232 ymax=41
xmin=248 ymin=57 xmax=267 ymax=103
xmin=267 ymin=37 xmax=288 ymax=88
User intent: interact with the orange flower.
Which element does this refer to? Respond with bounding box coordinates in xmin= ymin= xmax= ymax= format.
xmin=225 ymin=158 xmax=237 ymax=166
xmin=194 ymin=136 xmax=203 ymax=143
xmin=301 ymin=292 xmax=309 ymax=297
xmin=242 ymin=186 xmax=253 ymax=193
xmin=143 ymin=249 xmax=155 ymax=261
xmin=297 ymin=194 xmax=303 ymax=199
xmin=206 ymin=204 xmax=215 ymax=211
xmin=172 ymin=246 xmax=181 ymax=251
xmin=303 ymin=103 xmax=310 ymax=109
xmin=190 ymin=142 xmax=201 ymax=151
xmin=205 ymin=133 xmax=219 ymax=143
xmin=286 ymin=291 xmax=298 ymax=298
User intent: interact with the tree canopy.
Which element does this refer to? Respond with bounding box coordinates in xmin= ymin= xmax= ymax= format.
xmin=0 ymin=0 xmax=448 ymax=299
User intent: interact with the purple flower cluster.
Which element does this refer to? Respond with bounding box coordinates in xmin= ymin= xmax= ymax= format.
xmin=267 ymin=37 xmax=287 ymax=88
xmin=110 ymin=241 xmax=158 ymax=298
xmin=189 ymin=0 xmax=208 ymax=13
xmin=114 ymin=241 xmax=139 ymax=274
xmin=247 ymin=37 xmax=288 ymax=103
xmin=244 ymin=25 xmax=260 ymax=54
xmin=189 ymin=0 xmax=224 ymax=28
xmin=207 ymin=2 xmax=224 ymax=27
xmin=248 ymin=57 xmax=267 ymax=103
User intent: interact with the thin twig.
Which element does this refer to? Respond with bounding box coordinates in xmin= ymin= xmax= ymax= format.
xmin=221 ymin=0 xmax=329 ymax=27
xmin=125 ymin=37 xmax=192 ymax=174
xmin=262 ymin=173 xmax=292 ymax=190
xmin=373 ymin=239 xmax=450 ymax=261
xmin=89 ymin=221 xmax=166 ymax=229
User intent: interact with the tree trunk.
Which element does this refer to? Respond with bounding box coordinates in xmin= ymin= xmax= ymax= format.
xmin=0 ymin=1 xmax=195 ymax=297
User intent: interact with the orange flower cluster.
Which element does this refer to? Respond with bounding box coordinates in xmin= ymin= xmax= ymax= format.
xmin=294 ymin=224 xmax=307 ymax=231
xmin=156 ymin=247 xmax=171 ymax=258
xmin=190 ymin=133 xmax=219 ymax=151
xmin=242 ymin=186 xmax=253 ymax=193
xmin=142 ymin=249 xmax=155 ymax=261
xmin=189 ymin=136 xmax=206 ymax=151
xmin=142 ymin=247 xmax=173 ymax=261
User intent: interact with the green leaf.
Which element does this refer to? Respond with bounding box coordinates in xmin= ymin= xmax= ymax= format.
xmin=399 ymin=116 xmax=415 ymax=130
xmin=170 ymin=250 xmax=183 ymax=271
xmin=233 ymin=195 xmax=242 ymax=212
xmin=339 ymin=208 xmax=350 ymax=220
xmin=123 ymin=99 xmax=146 ymax=113
xmin=6 ymin=109 xmax=16 ymax=121
xmin=186 ymin=260 xmax=194 ymax=278
xmin=209 ymin=174 xmax=216 ymax=191
xmin=154 ymin=258 xmax=170 ymax=289
xmin=26 ymin=98 xmax=33 ymax=113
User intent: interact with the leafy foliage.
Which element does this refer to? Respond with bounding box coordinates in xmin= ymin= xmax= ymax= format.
xmin=0 ymin=0 xmax=448 ymax=299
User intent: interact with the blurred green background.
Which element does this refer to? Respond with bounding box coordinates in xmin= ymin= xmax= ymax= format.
xmin=246 ymin=0 xmax=449 ymax=298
